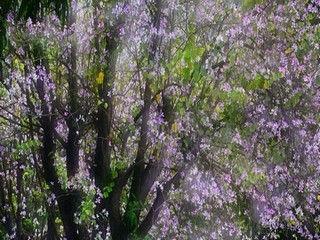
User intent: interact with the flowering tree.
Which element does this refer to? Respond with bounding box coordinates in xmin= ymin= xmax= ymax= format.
xmin=0 ymin=0 xmax=319 ymax=239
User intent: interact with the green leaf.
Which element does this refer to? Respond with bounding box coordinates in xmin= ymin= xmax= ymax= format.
xmin=248 ymin=74 xmax=265 ymax=91
xmin=268 ymin=22 xmax=275 ymax=32
xmin=286 ymin=91 xmax=302 ymax=108
xmin=142 ymin=71 xmax=152 ymax=79
xmin=103 ymin=183 xmax=115 ymax=198
xmin=104 ymin=102 xmax=108 ymax=109
xmin=182 ymin=67 xmax=190 ymax=80
xmin=111 ymin=170 xmax=118 ymax=179
xmin=316 ymin=75 xmax=320 ymax=85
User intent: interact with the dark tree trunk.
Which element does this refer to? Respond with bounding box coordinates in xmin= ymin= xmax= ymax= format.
xmin=33 ymin=42 xmax=86 ymax=239
xmin=124 ymin=0 xmax=163 ymax=235
xmin=93 ymin=10 xmax=119 ymax=239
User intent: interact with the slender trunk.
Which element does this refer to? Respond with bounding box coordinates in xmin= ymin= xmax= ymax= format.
xmin=32 ymin=42 xmax=86 ymax=239
xmin=93 ymin=15 xmax=119 ymax=239
xmin=124 ymin=80 xmax=152 ymax=233
xmin=124 ymin=0 xmax=163 ymax=235
xmin=66 ymin=0 xmax=80 ymax=178
xmin=47 ymin=205 xmax=57 ymax=240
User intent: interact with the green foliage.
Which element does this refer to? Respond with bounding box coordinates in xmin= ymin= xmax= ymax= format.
xmin=103 ymin=182 xmax=114 ymax=198
xmin=0 ymin=0 xmax=69 ymax=56
xmin=248 ymin=74 xmax=265 ymax=91
xmin=285 ymin=91 xmax=302 ymax=108
xmin=80 ymin=192 xmax=96 ymax=225
xmin=233 ymin=194 xmax=255 ymax=237
xmin=218 ymin=89 xmax=248 ymax=126
xmin=22 ymin=219 xmax=34 ymax=233
xmin=125 ymin=200 xmax=141 ymax=230
xmin=0 ymin=83 xmax=7 ymax=98
xmin=166 ymin=33 xmax=205 ymax=85
xmin=12 ymin=139 xmax=40 ymax=160
xmin=242 ymin=0 xmax=265 ymax=10
xmin=307 ymin=10 xmax=320 ymax=26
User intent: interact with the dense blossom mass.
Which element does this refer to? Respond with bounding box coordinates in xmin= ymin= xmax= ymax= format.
xmin=0 ymin=0 xmax=319 ymax=239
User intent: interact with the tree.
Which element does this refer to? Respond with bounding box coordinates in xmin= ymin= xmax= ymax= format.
xmin=0 ymin=0 xmax=319 ymax=239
